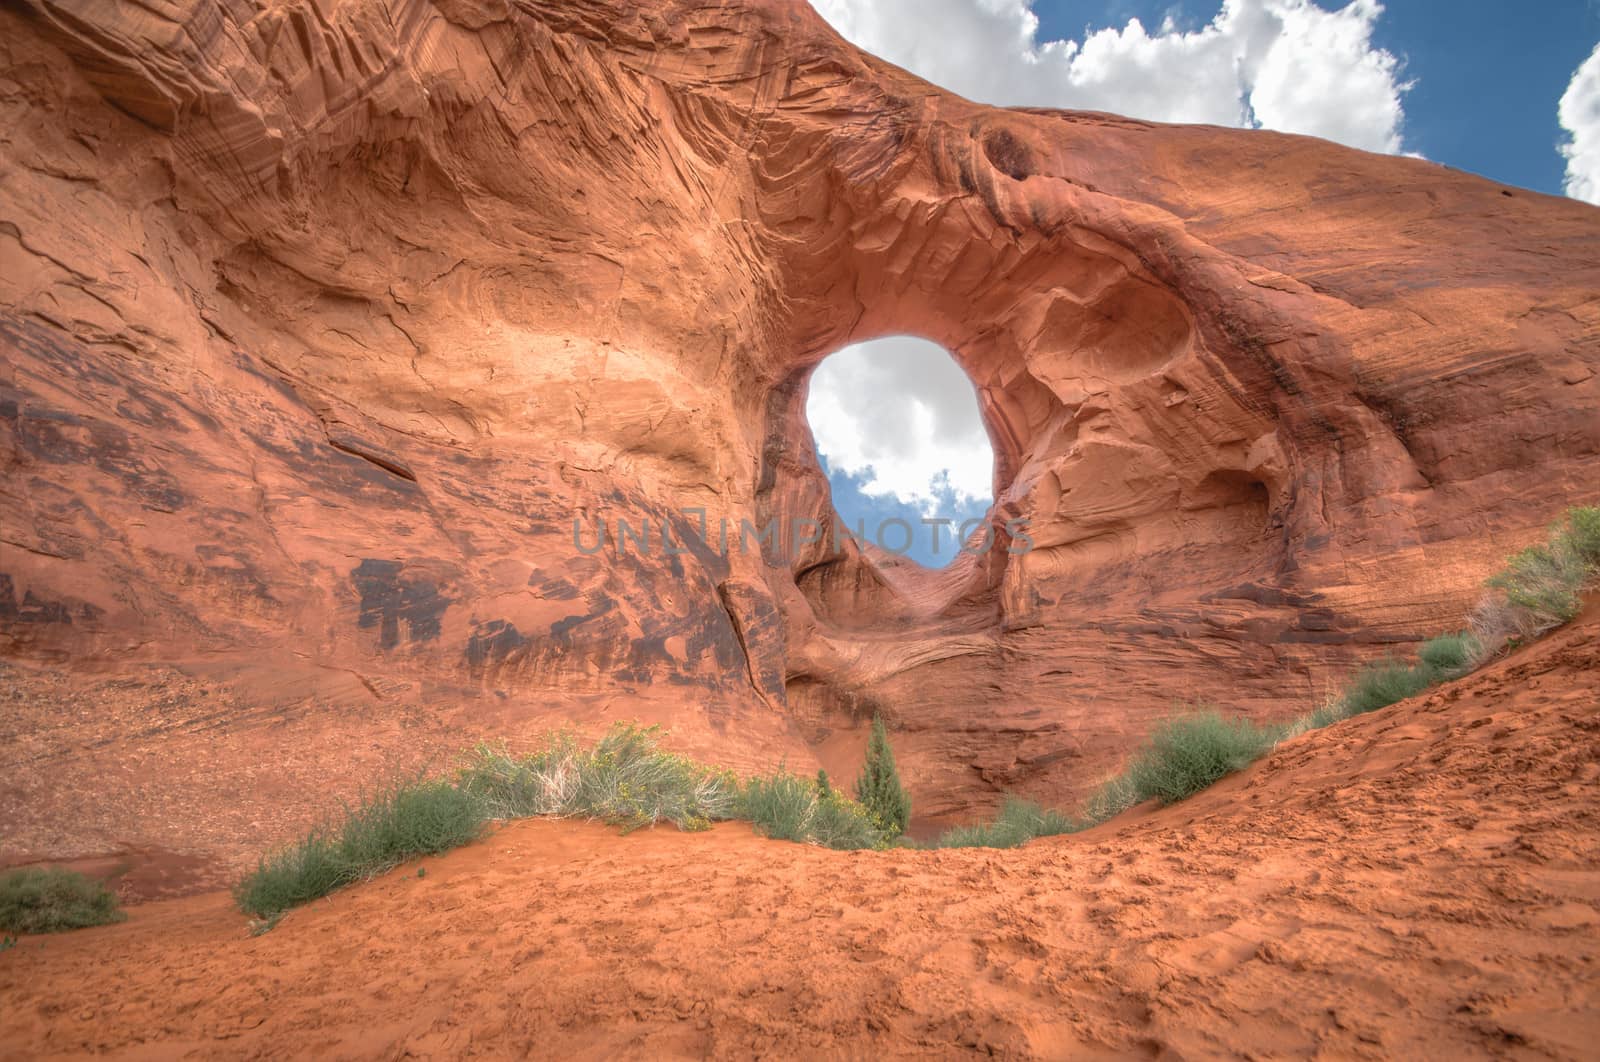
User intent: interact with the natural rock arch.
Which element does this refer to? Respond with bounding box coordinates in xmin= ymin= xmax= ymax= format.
xmin=0 ymin=0 xmax=1596 ymax=825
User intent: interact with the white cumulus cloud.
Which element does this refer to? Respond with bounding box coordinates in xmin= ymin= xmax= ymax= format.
xmin=1559 ymin=42 xmax=1600 ymax=205
xmin=806 ymin=337 xmax=994 ymax=512
xmin=809 ymin=0 xmax=1411 ymax=154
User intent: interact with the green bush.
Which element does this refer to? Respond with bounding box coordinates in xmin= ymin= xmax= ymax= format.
xmin=1303 ymin=701 xmax=1347 ymax=731
xmin=573 ymin=725 xmax=738 ymax=832
xmin=1337 ymin=657 xmax=1437 ymax=717
xmin=1286 ymin=626 xmax=1497 ymax=741
xmin=1565 ymin=506 xmax=1600 ymax=566
xmin=741 ymin=769 xmax=884 ymax=850
xmin=455 ymin=725 xmax=739 ymax=832
xmin=1488 ymin=542 xmax=1585 ymax=628
xmin=740 ymin=770 xmax=816 ymax=843
xmin=855 ymin=714 xmax=912 ymax=837
xmin=1477 ymin=506 xmax=1600 ymax=645
xmin=236 ymin=777 xmax=486 ymax=918
xmin=809 ymin=789 xmax=887 ymax=850
xmin=454 ymin=740 xmax=571 ymax=820
xmin=0 ymin=867 xmax=125 ymax=934
xmin=1111 ymin=710 xmax=1276 ymax=808
xmin=1417 ymin=630 xmax=1478 ymax=676
xmin=932 ymin=797 xmax=1077 ymax=849
xmin=928 ymin=711 xmax=1275 ymax=844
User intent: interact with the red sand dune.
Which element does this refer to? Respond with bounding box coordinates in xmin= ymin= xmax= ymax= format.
xmin=2 ymin=0 xmax=1598 ymax=826
xmin=3 ymin=609 xmax=1597 ymax=1060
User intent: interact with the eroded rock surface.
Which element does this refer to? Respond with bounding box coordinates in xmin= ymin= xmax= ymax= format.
xmin=2 ymin=0 xmax=1597 ymax=852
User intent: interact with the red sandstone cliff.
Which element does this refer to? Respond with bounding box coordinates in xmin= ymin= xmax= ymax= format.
xmin=1 ymin=0 xmax=1597 ymax=852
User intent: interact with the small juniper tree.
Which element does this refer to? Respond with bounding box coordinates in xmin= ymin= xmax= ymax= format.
xmin=815 ymin=768 xmax=832 ymax=798
xmin=855 ymin=714 xmax=911 ymax=837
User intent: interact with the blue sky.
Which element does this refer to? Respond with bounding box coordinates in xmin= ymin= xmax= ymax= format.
xmin=1024 ymin=0 xmax=1600 ymax=196
xmin=820 ymin=458 xmax=992 ymax=568
xmin=806 ymin=1 xmax=1600 ymax=570
xmin=1365 ymin=0 xmax=1599 ymax=195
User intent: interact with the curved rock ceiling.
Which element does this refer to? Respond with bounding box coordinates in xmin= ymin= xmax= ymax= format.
xmin=2 ymin=0 xmax=1598 ymax=820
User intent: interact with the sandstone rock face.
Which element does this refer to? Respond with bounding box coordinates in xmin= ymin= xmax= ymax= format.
xmin=2 ymin=0 xmax=1598 ymax=833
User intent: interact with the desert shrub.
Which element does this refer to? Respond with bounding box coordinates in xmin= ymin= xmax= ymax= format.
xmin=1566 ymin=506 xmax=1600 ymax=565
xmin=1108 ymin=710 xmax=1276 ymax=809
xmin=1417 ymin=630 xmax=1478 ymax=676
xmin=808 ymin=789 xmax=886 ymax=850
xmin=1466 ymin=590 xmax=1526 ymax=662
xmin=740 ymin=769 xmax=883 ymax=849
xmin=942 ymin=724 xmax=1266 ymax=840
xmin=0 ymin=867 xmax=125 ymax=934
xmin=1488 ymin=541 xmax=1585 ymax=629
xmin=1464 ymin=505 xmax=1600 ymax=660
xmin=740 ymin=769 xmax=816 ymax=843
xmin=1265 ymin=509 xmax=1600 ymax=740
xmin=456 ymin=725 xmax=739 ymax=831
xmin=1337 ymin=657 xmax=1437 ymax=717
xmin=1286 ymin=661 xmax=1420 ymax=737
xmin=236 ymin=777 xmax=486 ymax=918
xmin=1473 ymin=506 xmax=1600 ymax=649
xmin=455 ymin=739 xmax=578 ymax=819
xmin=815 ymin=769 xmax=832 ymax=798
xmin=1304 ymin=700 xmax=1348 ymax=731
xmin=931 ymin=823 xmax=994 ymax=849
xmin=855 ymin=714 xmax=912 ymax=837
xmin=573 ymin=725 xmax=739 ymax=831
xmin=337 ymin=779 xmax=486 ymax=868
xmin=932 ymin=797 xmax=1077 ymax=849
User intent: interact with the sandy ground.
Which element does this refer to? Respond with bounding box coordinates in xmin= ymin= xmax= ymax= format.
xmin=1 ymin=613 xmax=1598 ymax=1059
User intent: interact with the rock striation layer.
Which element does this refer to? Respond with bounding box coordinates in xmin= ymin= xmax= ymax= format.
xmin=2 ymin=0 xmax=1598 ymax=841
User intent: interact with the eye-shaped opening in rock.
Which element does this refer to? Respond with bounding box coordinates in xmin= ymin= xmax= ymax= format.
xmin=804 ymin=336 xmax=996 ymax=570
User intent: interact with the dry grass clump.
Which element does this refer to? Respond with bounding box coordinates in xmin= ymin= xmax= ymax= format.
xmin=457 ymin=724 xmax=739 ymax=832
xmin=1083 ymin=710 xmax=1279 ymax=823
xmin=932 ymin=797 xmax=1076 ymax=849
xmin=239 ymin=723 xmax=893 ymax=919
xmin=1469 ymin=506 xmax=1600 ymax=658
xmin=235 ymin=777 xmax=487 ymax=919
xmin=0 ymin=867 xmax=125 ymax=934
xmin=740 ymin=769 xmax=885 ymax=850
